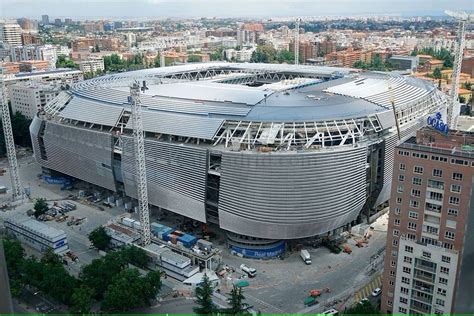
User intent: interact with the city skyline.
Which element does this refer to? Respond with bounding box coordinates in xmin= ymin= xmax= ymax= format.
xmin=1 ymin=0 xmax=473 ymax=19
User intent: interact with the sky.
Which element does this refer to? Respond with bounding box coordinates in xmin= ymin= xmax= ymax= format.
xmin=1 ymin=0 xmax=473 ymax=19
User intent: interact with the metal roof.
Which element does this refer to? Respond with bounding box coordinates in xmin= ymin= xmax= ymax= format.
xmin=5 ymin=213 xmax=66 ymax=241
xmin=59 ymin=96 xmax=124 ymax=127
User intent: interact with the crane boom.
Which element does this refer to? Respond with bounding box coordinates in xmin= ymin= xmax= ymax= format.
xmin=1 ymin=68 xmax=23 ymax=200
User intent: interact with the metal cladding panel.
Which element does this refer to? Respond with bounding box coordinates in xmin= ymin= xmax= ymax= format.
xmin=375 ymin=110 xmax=396 ymax=130
xmin=125 ymin=111 xmax=224 ymax=140
xmin=121 ymin=136 xmax=207 ymax=222
xmin=218 ymin=146 xmax=368 ymax=239
xmin=34 ymin=121 xmax=116 ymax=191
xmin=59 ymin=97 xmax=123 ymax=127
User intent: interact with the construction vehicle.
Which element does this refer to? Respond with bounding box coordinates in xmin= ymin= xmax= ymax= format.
xmin=300 ymin=249 xmax=312 ymax=264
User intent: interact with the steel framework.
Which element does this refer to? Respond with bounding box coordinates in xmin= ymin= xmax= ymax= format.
xmin=294 ymin=18 xmax=300 ymax=65
xmin=129 ymin=83 xmax=151 ymax=245
xmin=1 ymin=68 xmax=23 ymax=200
xmin=445 ymin=10 xmax=473 ymax=129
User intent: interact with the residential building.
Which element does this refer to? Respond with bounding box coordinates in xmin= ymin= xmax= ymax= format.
xmin=237 ymin=23 xmax=264 ymax=46
xmin=19 ymin=60 xmax=50 ymax=72
xmin=78 ymin=57 xmax=105 ymax=73
xmin=224 ymin=47 xmax=255 ymax=62
xmin=461 ymin=56 xmax=474 ymax=78
xmin=381 ymin=126 xmax=474 ymax=315
xmin=10 ymin=82 xmax=59 ymax=118
xmin=315 ymin=39 xmax=337 ymax=57
xmin=0 ymin=62 xmax=21 ymax=74
xmin=424 ymin=59 xmax=444 ymax=72
xmin=325 ymin=47 xmax=372 ymax=68
xmin=0 ymin=21 xmax=22 ymax=46
xmin=21 ymin=33 xmax=42 ymax=45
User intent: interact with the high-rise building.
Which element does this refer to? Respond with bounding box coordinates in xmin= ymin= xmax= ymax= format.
xmin=10 ymin=45 xmax=57 ymax=69
xmin=381 ymin=125 xmax=474 ymax=315
xmin=0 ymin=22 xmax=22 ymax=46
xmin=41 ymin=15 xmax=49 ymax=25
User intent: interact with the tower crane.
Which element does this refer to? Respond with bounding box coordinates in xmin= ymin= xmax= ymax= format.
xmin=294 ymin=18 xmax=301 ymax=65
xmin=444 ymin=10 xmax=474 ymax=129
xmin=128 ymin=81 xmax=151 ymax=245
xmin=1 ymin=67 xmax=23 ymax=201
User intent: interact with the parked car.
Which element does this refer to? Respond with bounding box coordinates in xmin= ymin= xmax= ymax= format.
xmin=240 ymin=264 xmax=257 ymax=278
xmin=371 ymin=287 xmax=382 ymax=297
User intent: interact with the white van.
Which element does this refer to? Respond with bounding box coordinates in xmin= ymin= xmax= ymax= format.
xmin=322 ymin=308 xmax=339 ymax=315
xmin=240 ymin=264 xmax=257 ymax=278
xmin=300 ymin=249 xmax=312 ymax=264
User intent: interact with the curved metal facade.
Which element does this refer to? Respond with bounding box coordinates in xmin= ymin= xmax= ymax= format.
xmin=218 ymin=146 xmax=367 ymax=239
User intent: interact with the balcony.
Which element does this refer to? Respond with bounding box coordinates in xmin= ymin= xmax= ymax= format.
xmin=413 ymin=270 xmax=435 ymax=283
xmin=415 ymin=262 xmax=436 ymax=273
xmin=410 ymin=300 xmax=432 ymax=314
xmin=411 ymin=293 xmax=433 ymax=305
xmin=413 ymin=284 xmax=434 ymax=294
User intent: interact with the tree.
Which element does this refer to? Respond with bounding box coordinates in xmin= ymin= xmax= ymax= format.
xmin=33 ymin=198 xmax=49 ymax=218
xmin=88 ymin=226 xmax=111 ymax=251
xmin=188 ymin=55 xmax=201 ymax=63
xmin=3 ymin=239 xmax=25 ymax=278
xmin=225 ymin=285 xmax=250 ymax=315
xmin=102 ymin=268 xmax=148 ymax=312
xmin=432 ymin=67 xmax=442 ymax=79
xmin=342 ymin=300 xmax=380 ymax=314
xmin=193 ymin=273 xmax=217 ymax=315
xmin=120 ymin=245 xmax=150 ymax=269
xmin=70 ymin=285 xmax=95 ymax=314
xmin=142 ymin=270 xmax=162 ymax=304
xmin=459 ymin=95 xmax=466 ymax=104
xmin=95 ymin=44 xmax=100 ymax=53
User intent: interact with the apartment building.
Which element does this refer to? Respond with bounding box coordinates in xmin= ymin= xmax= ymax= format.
xmin=325 ymin=47 xmax=372 ymax=68
xmin=381 ymin=126 xmax=474 ymax=314
xmin=78 ymin=57 xmax=105 ymax=73
xmin=0 ymin=21 xmax=22 ymax=46
xmin=10 ymin=82 xmax=59 ymax=118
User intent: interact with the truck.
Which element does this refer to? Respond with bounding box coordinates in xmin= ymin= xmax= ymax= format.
xmin=240 ymin=264 xmax=257 ymax=278
xmin=300 ymin=249 xmax=311 ymax=265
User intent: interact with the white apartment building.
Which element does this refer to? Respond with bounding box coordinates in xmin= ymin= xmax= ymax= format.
xmin=392 ymin=237 xmax=458 ymax=315
xmin=10 ymin=45 xmax=58 ymax=68
xmin=78 ymin=57 xmax=105 ymax=73
xmin=224 ymin=47 xmax=256 ymax=62
xmin=10 ymin=82 xmax=60 ymax=118
xmin=0 ymin=21 xmax=22 ymax=46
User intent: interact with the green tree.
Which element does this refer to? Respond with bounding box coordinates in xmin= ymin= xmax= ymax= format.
xmin=70 ymin=285 xmax=95 ymax=314
xmin=154 ymin=55 xmax=161 ymax=67
xmin=121 ymin=245 xmax=150 ymax=269
xmin=188 ymin=55 xmax=201 ymax=63
xmin=342 ymin=300 xmax=380 ymax=314
xmin=463 ymin=82 xmax=472 ymax=90
xmin=2 ymin=239 xmax=26 ymax=296
xmin=33 ymin=198 xmax=49 ymax=218
xmin=88 ymin=226 xmax=111 ymax=251
xmin=371 ymin=54 xmax=384 ymax=71
xmin=250 ymin=45 xmax=277 ymax=63
xmin=353 ymin=60 xmax=368 ymax=69
xmin=459 ymin=95 xmax=466 ymax=104
xmin=433 ymin=67 xmax=442 ymax=79
xmin=95 ymin=44 xmax=100 ymax=53
xmin=102 ymin=268 xmax=148 ymax=312
xmin=193 ymin=273 xmax=217 ymax=315
xmin=224 ymin=285 xmax=250 ymax=315
xmin=142 ymin=270 xmax=162 ymax=304
xmin=56 ymin=55 xmax=77 ymax=69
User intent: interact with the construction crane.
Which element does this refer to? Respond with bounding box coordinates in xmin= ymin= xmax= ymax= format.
xmin=388 ymin=83 xmax=401 ymax=140
xmin=128 ymin=82 xmax=151 ymax=245
xmin=294 ymin=18 xmax=301 ymax=65
xmin=445 ymin=10 xmax=474 ymax=129
xmin=0 ymin=67 xmax=23 ymax=201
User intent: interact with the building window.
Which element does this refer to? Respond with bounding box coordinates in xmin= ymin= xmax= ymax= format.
xmin=392 ymin=239 xmax=399 ymax=247
xmin=401 ymin=287 xmax=409 ymax=295
xmin=407 ymin=233 xmax=416 ymax=241
xmin=439 ymin=277 xmax=448 ymax=285
xmin=414 ymin=166 xmax=424 ymax=174
xmin=392 ymin=250 xmax=398 ymax=257
xmin=445 ymin=231 xmax=455 ymax=240
xmin=448 ymin=208 xmax=458 ymax=217
xmin=442 ymin=256 xmax=451 ymax=263
xmin=399 ymin=174 xmax=405 ymax=182
xmin=449 ymin=196 xmax=460 ymax=205
xmin=425 ymin=225 xmax=439 ymax=235
xmin=436 ymin=298 xmax=445 ymax=307
xmin=444 ymin=242 xmax=453 ymax=250
xmin=450 ymin=184 xmax=461 ymax=193
xmin=399 ymin=307 xmax=407 ymax=314
xmin=401 ymin=276 xmax=410 ymax=285
xmin=387 ymin=300 xmax=393 ymax=307
xmin=391 ymin=260 xmax=396 ymax=267
xmin=409 ymin=211 xmax=418 ymax=219
xmin=390 ymin=270 xmax=396 ymax=277
xmin=402 ymin=266 xmax=411 ymax=274
xmin=400 ymin=297 xmax=408 ymax=304
xmin=404 ymin=256 xmax=412 ymax=264
xmin=410 ymin=200 xmax=419 ymax=208
xmin=394 ymin=208 xmax=401 ymax=215
xmin=422 ymin=251 xmax=431 ymax=259
xmin=437 ymin=288 xmax=447 ymax=297
xmin=446 ymin=219 xmax=457 ymax=229
xmin=411 ymin=189 xmax=421 ymax=197
xmin=433 ymin=169 xmax=443 ymax=177
xmin=405 ymin=246 xmax=413 ymax=253
xmin=389 ymin=280 xmax=394 ymax=286
xmin=399 ymin=163 xmax=406 ymax=170
xmin=412 ymin=177 xmax=422 ymax=185
xmin=394 ymin=219 xmax=400 ymax=226
xmin=452 ymin=172 xmax=463 ymax=181
xmin=397 ymin=185 xmax=404 ymax=193
xmin=393 ymin=229 xmax=400 ymax=237
xmin=428 ymin=191 xmax=443 ymax=201
xmin=440 ymin=267 xmax=449 ymax=275
xmin=426 ymin=202 xmax=442 ymax=213
xmin=408 ymin=222 xmax=417 ymax=231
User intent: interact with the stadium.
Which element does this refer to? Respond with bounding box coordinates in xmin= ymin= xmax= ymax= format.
xmin=30 ymin=62 xmax=448 ymax=249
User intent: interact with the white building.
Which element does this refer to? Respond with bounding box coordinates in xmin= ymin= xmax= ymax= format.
xmin=78 ymin=57 xmax=105 ymax=73
xmin=10 ymin=82 xmax=60 ymax=118
xmin=224 ymin=47 xmax=256 ymax=62
xmin=0 ymin=21 xmax=22 ymax=46
xmin=10 ymin=45 xmax=58 ymax=69
xmin=5 ymin=214 xmax=69 ymax=254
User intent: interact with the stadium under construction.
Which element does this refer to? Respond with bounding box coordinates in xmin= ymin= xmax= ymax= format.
xmin=30 ymin=62 xmax=449 ymax=255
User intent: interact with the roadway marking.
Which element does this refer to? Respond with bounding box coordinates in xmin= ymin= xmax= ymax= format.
xmin=353 ymin=274 xmax=382 ymax=302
